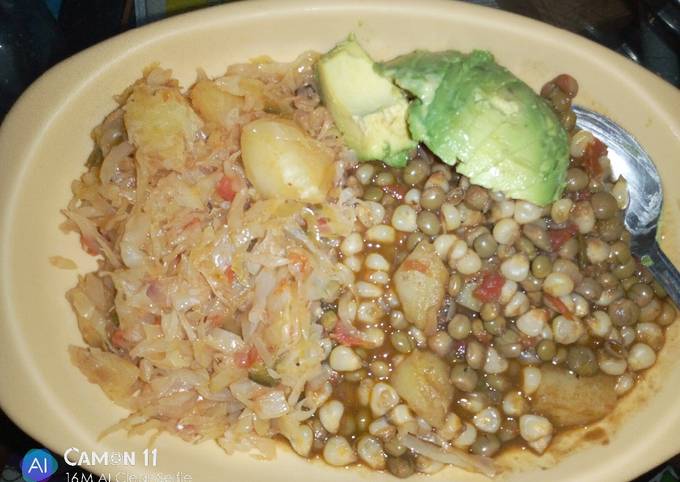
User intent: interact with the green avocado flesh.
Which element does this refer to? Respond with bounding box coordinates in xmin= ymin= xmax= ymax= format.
xmin=378 ymin=50 xmax=569 ymax=206
xmin=317 ymin=36 xmax=416 ymax=167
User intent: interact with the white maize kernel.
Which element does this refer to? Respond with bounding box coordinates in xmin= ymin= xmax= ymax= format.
xmin=552 ymin=315 xmax=584 ymax=345
xmin=587 ymin=311 xmax=612 ymax=338
xmin=438 ymin=412 xmax=463 ymax=441
xmin=391 ymin=205 xmax=418 ymax=232
xmin=404 ymin=188 xmax=421 ymax=207
xmin=427 ymin=331 xmax=453 ymax=357
xmin=416 ymin=417 xmax=432 ymax=435
xmin=598 ymin=356 xmax=627 ymax=376
xmin=458 ymin=392 xmax=487 ymax=414
xmin=441 ymin=203 xmax=461 ymax=231
xmin=434 ymin=234 xmax=457 ymax=259
xmin=502 ymin=391 xmax=528 ymax=417
xmin=356 ymin=435 xmax=386 ymax=470
xmin=368 ymin=417 xmax=395 ymax=438
xmin=365 ymin=252 xmax=390 ymax=271
xmin=361 ymin=327 xmax=385 ymax=349
xmin=519 ymin=414 xmax=553 ymax=442
xmin=340 ymin=232 xmax=364 ymax=257
xmin=356 ymin=301 xmax=384 ymax=324
xmin=543 ymin=272 xmax=574 ymax=297
xmin=356 ymin=281 xmax=383 ymax=299
xmin=491 ymin=199 xmax=515 ymax=221
xmin=473 ymin=406 xmax=501 ymax=433
xmin=466 ymin=341 xmax=486 ymax=370
xmin=571 ymin=293 xmax=590 ymax=317
xmin=636 ymin=322 xmax=664 ymax=351
xmin=425 ymin=171 xmax=449 ymax=191
xmin=370 ymin=382 xmax=400 ymax=417
xmin=344 ymin=255 xmax=363 ymax=273
xmin=517 ymin=308 xmax=548 ymax=337
xmin=501 ymin=253 xmax=530 ymax=282
xmin=453 ymin=422 xmax=478 ymax=449
xmin=514 ymin=201 xmax=543 ymax=224
xmin=456 ymin=250 xmax=482 ymax=275
xmin=389 ymin=310 xmax=408 ymax=330
xmin=357 ymin=201 xmax=386 ymax=228
xmin=484 ymin=346 xmax=509 ymax=374
xmin=597 ymin=287 xmax=625 ymax=307
xmin=551 ymin=198 xmax=573 ymax=224
xmin=504 ymin=291 xmax=530 ymax=318
xmin=612 ymin=176 xmax=629 ymax=209
xmin=615 ymin=373 xmax=635 ymax=395
xmin=358 ymin=378 xmax=375 ymax=406
xmin=368 ymin=270 xmax=390 ymax=285
xmin=541 ymin=324 xmax=554 ymax=340
xmin=388 ymin=404 xmax=414 ymax=426
xmin=528 ymin=434 xmax=552 ymax=454
xmin=337 ymin=292 xmax=357 ymax=322
xmin=329 ymin=346 xmax=362 ymax=372
xmin=319 ymin=400 xmax=344 ymax=434
xmin=493 ymin=218 xmax=520 ymax=245
xmin=355 ymin=164 xmax=376 ymax=185
xmin=366 ymin=224 xmax=396 ymax=244
xmin=448 ymin=239 xmax=469 ymax=262
xmin=627 ymin=342 xmax=656 ymax=371
xmin=323 ymin=435 xmax=357 ymax=466
xmin=499 ymin=279 xmax=518 ymax=304
xmin=408 ymin=326 xmax=427 ymax=348
xmin=570 ymin=130 xmax=594 ymax=158
xmin=306 ymin=381 xmax=333 ymax=409
xmin=289 ymin=424 xmax=313 ymax=456
xmin=570 ymin=201 xmax=596 ymax=234
xmin=522 ymin=367 xmax=542 ymax=395
xmin=586 ymin=238 xmax=611 ymax=264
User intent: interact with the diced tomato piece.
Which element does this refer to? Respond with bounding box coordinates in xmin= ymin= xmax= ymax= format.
xmin=225 ymin=265 xmax=235 ymax=284
xmin=382 ymin=184 xmax=408 ymax=200
xmin=217 ymin=175 xmax=237 ymax=202
xmin=474 ymin=331 xmax=493 ymax=345
xmin=80 ymin=235 xmax=100 ymax=256
xmin=543 ymin=293 xmax=575 ymax=320
xmin=234 ymin=346 xmax=259 ymax=368
xmin=548 ymin=223 xmax=578 ymax=251
xmin=331 ymin=321 xmax=364 ymax=347
xmin=402 ymin=259 xmax=429 ymax=274
xmin=111 ymin=329 xmax=127 ymax=348
xmin=474 ymin=271 xmax=505 ymax=303
xmin=573 ymin=189 xmax=591 ymax=201
xmin=579 ymin=137 xmax=606 ymax=177
xmin=317 ymin=217 xmax=332 ymax=235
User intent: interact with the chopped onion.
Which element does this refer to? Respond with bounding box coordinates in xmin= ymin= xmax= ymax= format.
xmin=402 ymin=434 xmax=496 ymax=477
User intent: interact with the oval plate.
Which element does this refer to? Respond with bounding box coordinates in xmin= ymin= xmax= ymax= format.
xmin=1 ymin=1 xmax=679 ymax=481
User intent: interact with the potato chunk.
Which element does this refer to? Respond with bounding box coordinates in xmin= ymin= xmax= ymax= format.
xmin=531 ymin=365 xmax=616 ymax=428
xmin=393 ymin=241 xmax=449 ymax=335
xmin=189 ymin=79 xmax=244 ymax=128
xmin=69 ymin=346 xmax=140 ymax=406
xmin=241 ymin=117 xmax=334 ymax=203
xmin=391 ymin=350 xmax=454 ymax=428
xmin=124 ymin=83 xmax=202 ymax=172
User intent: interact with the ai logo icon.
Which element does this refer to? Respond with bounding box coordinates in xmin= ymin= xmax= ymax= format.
xmin=21 ymin=449 xmax=58 ymax=482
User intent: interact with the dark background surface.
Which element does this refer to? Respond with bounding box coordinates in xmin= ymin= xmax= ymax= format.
xmin=1 ymin=0 xmax=679 ymax=481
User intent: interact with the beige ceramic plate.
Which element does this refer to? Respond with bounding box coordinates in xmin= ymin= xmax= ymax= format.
xmin=1 ymin=1 xmax=679 ymax=481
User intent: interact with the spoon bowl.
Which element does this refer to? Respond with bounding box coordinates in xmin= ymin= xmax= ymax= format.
xmin=573 ymin=105 xmax=680 ymax=307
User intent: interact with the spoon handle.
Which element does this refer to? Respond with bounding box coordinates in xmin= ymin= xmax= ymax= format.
xmin=645 ymin=242 xmax=680 ymax=309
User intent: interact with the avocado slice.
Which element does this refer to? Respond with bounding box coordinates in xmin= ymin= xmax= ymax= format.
xmin=378 ymin=50 xmax=569 ymax=206
xmin=317 ymin=36 xmax=416 ymax=167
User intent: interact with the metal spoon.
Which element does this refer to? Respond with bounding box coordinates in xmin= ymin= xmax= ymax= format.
xmin=573 ymin=105 xmax=680 ymax=308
